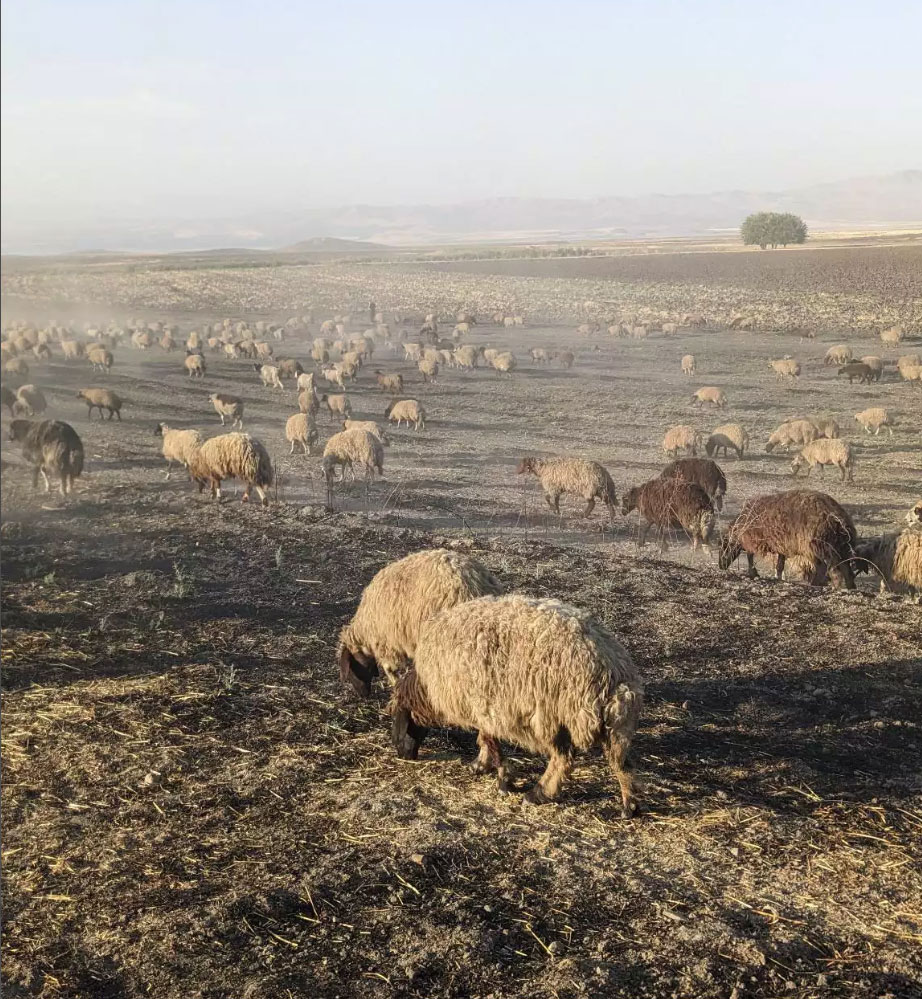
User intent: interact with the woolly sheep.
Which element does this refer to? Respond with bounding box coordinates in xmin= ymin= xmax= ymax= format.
xmin=880 ymin=325 xmax=904 ymax=345
xmin=186 ymin=432 xmax=274 ymax=505
xmin=385 ymin=398 xmax=426 ymax=430
xmin=7 ymin=419 xmax=84 ymax=496
xmin=338 ymin=548 xmax=502 ymax=694
xmin=791 ymin=438 xmax=855 ymax=482
xmin=491 ymin=352 xmax=516 ymax=376
xmin=769 ymin=358 xmax=801 ymax=380
xmin=256 ymin=363 xmax=284 ymax=389
xmin=907 ymin=501 xmax=922 ymax=526
xmin=530 ymin=347 xmax=550 ymax=364
xmin=663 ymin=425 xmax=698 ymax=458
xmin=860 ymin=356 xmax=884 ymax=382
xmin=854 ymin=528 xmax=922 ymax=599
xmin=621 ymin=477 xmax=716 ymax=550
xmin=77 ymin=388 xmax=122 ymax=421
xmin=343 ymin=419 xmax=390 ymax=445
xmin=765 ymin=419 xmax=819 ymax=453
xmin=691 ymin=386 xmax=726 ymax=408
xmin=390 ymin=595 xmax=643 ymax=815
xmin=898 ymin=363 xmax=922 ymax=386
xmin=418 ymin=356 xmax=439 ymax=382
xmin=209 ymin=392 xmax=244 ymax=429
xmin=660 ymin=457 xmax=727 ymax=511
xmin=824 ymin=345 xmax=852 ymax=366
xmin=32 ymin=343 xmax=53 ymax=362
xmin=482 ymin=348 xmax=499 ymax=365
xmin=556 ymin=350 xmax=575 ymax=370
xmin=12 ymin=385 xmax=48 ymax=418
xmin=719 ymin=489 xmax=857 ymax=588
xmin=705 ymin=423 xmax=748 ymax=460
xmin=808 ymin=416 xmax=840 ymax=439
xmin=5 ymin=357 xmax=30 ymax=379
xmin=185 ymin=352 xmax=206 ymax=378
xmin=61 ymin=340 xmax=84 ymax=360
xmin=681 ymin=354 xmax=696 ymax=375
xmin=285 ymin=412 xmax=318 ymax=455
xmin=296 ymin=371 xmax=318 ymax=394
xmin=837 ymin=361 xmax=873 ymax=384
xmin=854 ymin=407 xmax=893 ymax=436
xmin=897 ymin=354 xmax=921 ymax=374
xmin=298 ymin=389 xmax=320 ymax=416
xmin=453 ymin=345 xmax=478 ymax=370
xmin=662 ymin=322 xmax=679 ymax=335
xmin=276 ymin=358 xmax=304 ymax=381
xmin=403 ymin=342 xmax=423 ymax=362
xmin=155 ymin=423 xmax=203 ymax=480
xmin=320 ymin=393 xmax=352 ymax=420
xmin=517 ymin=456 xmax=618 ymax=520
xmin=322 ymin=428 xmax=383 ymax=483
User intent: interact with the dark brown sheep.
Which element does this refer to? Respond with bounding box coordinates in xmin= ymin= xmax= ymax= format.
xmin=660 ymin=457 xmax=727 ymax=511
xmin=836 ymin=362 xmax=873 ymax=385
xmin=276 ymin=358 xmax=304 ymax=381
xmin=7 ymin=419 xmax=84 ymax=496
xmin=621 ymin=477 xmax=716 ymax=550
xmin=718 ymin=489 xmax=857 ymax=589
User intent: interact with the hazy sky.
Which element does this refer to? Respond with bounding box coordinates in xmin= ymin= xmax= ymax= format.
xmin=2 ymin=0 xmax=921 ymax=229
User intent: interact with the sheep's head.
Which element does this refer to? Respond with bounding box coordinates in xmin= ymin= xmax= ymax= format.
xmin=338 ymin=638 xmax=380 ymax=698
xmin=907 ymin=502 xmax=922 ymax=526
xmin=764 ymin=440 xmax=776 ymax=454
xmin=516 ymin=457 xmax=536 ymax=475
xmin=154 ymin=423 xmax=166 ymax=438
xmin=390 ymin=672 xmax=429 ymax=760
xmin=620 ymin=487 xmax=639 ymax=516
xmin=8 ymin=419 xmax=32 ymax=441
xmin=790 ymin=455 xmax=807 ymax=475
xmin=718 ymin=533 xmax=742 ymax=570
xmin=704 ymin=438 xmax=717 ymax=458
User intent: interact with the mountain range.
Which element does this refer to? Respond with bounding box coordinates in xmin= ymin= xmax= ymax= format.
xmin=3 ymin=171 xmax=920 ymax=254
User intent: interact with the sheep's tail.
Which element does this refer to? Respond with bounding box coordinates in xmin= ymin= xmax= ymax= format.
xmin=602 ymin=677 xmax=644 ymax=745
xmin=49 ymin=440 xmax=84 ymax=479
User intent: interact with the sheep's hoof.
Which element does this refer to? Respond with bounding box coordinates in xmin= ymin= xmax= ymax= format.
xmin=470 ymin=760 xmax=492 ymax=776
xmin=620 ymin=799 xmax=640 ymax=820
xmin=524 ymin=786 xmax=552 ymax=805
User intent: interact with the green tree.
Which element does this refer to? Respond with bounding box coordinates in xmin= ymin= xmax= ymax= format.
xmin=741 ymin=212 xmax=808 ymax=249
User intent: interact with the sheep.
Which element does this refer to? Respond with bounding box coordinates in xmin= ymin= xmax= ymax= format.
xmin=285 ymin=412 xmax=318 ymax=454
xmin=454 ymin=322 xmax=471 ymax=339
xmin=449 ymin=345 xmax=476 ymax=371
xmin=186 ymin=432 xmax=274 ymax=505
xmin=860 ymin=356 xmax=884 ymax=382
xmin=311 ymin=344 xmax=330 ymax=365
xmin=791 ymin=438 xmax=855 ymax=482
xmin=161 ymin=333 xmax=178 ymax=352
xmin=389 ymin=595 xmax=642 ymax=815
xmin=32 ymin=343 xmax=53 ymax=362
xmin=898 ymin=363 xmax=922 ymax=386
xmin=503 ymin=316 xmax=516 ymax=329
xmin=60 ymin=340 xmax=84 ymax=360
xmin=320 ymin=393 xmax=352 ymax=421
xmin=132 ymin=330 xmax=152 ymax=349
xmin=418 ymin=356 xmax=439 ymax=383
xmin=12 ymin=385 xmax=48 ymax=418
xmin=837 ymin=361 xmax=873 ymax=384
xmin=296 ymin=371 xmax=319 ymax=395
xmin=824 ymin=345 xmax=852 ymax=366
xmin=155 ymin=423 xmax=203 ymax=480
xmin=769 ymin=358 xmax=801 ymax=380
xmin=808 ymin=416 xmax=840 ymax=439
xmin=705 ymin=423 xmax=749 ymax=460
xmin=369 ymin=370 xmax=401 ymax=397
xmin=77 ymin=388 xmax=122 ymax=421
xmin=663 ymin=425 xmax=698 ymax=458
xmin=854 ymin=407 xmax=893 ymax=436
xmin=255 ymin=363 xmax=284 ymax=389
xmin=7 ymin=419 xmax=84 ymax=496
xmin=576 ymin=322 xmax=599 ymax=336
xmin=907 ymin=501 xmax=922 ymax=526
xmin=186 ymin=332 xmax=202 ymax=351
xmin=491 ymin=352 xmax=516 ymax=376
xmin=631 ymin=325 xmax=649 ymax=339
xmin=662 ymin=322 xmax=679 ymax=335
xmin=530 ymin=347 xmax=550 ymax=364
xmin=556 ymin=350 xmax=575 ymax=370
xmin=322 ymin=427 xmax=384 ymax=483
xmin=341 ymin=350 xmax=363 ymax=371
xmin=1 ymin=385 xmax=16 ymax=414
xmin=5 ymin=357 xmax=30 ymax=379
xmin=719 ymin=489 xmax=857 ymax=588
xmin=403 ymin=342 xmax=423 ymax=363
xmin=621 ymin=477 xmax=716 ymax=550
xmin=897 ymin=354 xmax=921 ymax=375
xmin=853 ymin=528 xmax=922 ymax=599
xmin=482 ymin=348 xmax=499 ymax=365
xmin=385 ymin=398 xmax=426 ymax=430
xmin=338 ymin=548 xmax=502 ymax=695
xmin=276 ymin=358 xmax=304 ymax=382
xmin=660 ymin=457 xmax=727 ymax=511
xmin=681 ymin=354 xmax=696 ymax=375
xmin=880 ymin=325 xmax=905 ymax=345
xmin=517 ymin=456 xmax=618 ymax=520
xmin=184 ymin=352 xmax=206 ymax=378
xmin=254 ymin=341 xmax=273 ymax=359
xmin=691 ymin=386 xmax=726 ymax=408
xmin=765 ymin=419 xmax=819 ymax=453
xmin=298 ymin=389 xmax=320 ymax=416
xmin=321 ymin=366 xmax=346 ymax=390
xmin=209 ymin=392 xmax=244 ymax=429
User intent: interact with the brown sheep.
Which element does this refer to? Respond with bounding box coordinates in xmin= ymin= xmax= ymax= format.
xmin=517 ymin=456 xmax=618 ymax=520
xmin=77 ymin=388 xmax=123 ymax=421
xmin=8 ymin=419 xmax=84 ymax=495
xmin=719 ymin=489 xmax=857 ymax=589
xmin=691 ymin=386 xmax=727 ymax=409
xmin=660 ymin=457 xmax=727 ymax=511
xmin=621 ymin=478 xmax=716 ymax=550
xmin=837 ymin=361 xmax=873 ymax=384
xmin=791 ymin=438 xmax=855 ymax=482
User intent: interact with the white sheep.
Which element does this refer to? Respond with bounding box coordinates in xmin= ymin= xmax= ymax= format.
xmin=155 ymin=423 xmax=203 ymax=480
xmin=322 ymin=428 xmax=384 ymax=483
xmin=791 ymin=438 xmax=855 ymax=482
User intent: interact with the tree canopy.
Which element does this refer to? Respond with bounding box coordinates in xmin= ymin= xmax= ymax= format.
xmin=741 ymin=212 xmax=808 ymax=249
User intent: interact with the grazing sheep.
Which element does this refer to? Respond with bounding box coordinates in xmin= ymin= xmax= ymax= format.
xmin=491 ymin=352 xmax=516 ymax=376
xmin=555 ymin=350 xmax=575 ymax=370
xmin=320 ymin=393 xmax=352 ymax=421
xmin=184 ymin=352 xmax=206 ymax=378
xmin=837 ymin=361 xmax=873 ymax=384
xmin=663 ymin=425 xmax=698 ymax=458
xmin=343 ymin=419 xmax=389 ymax=445
xmin=860 ymin=356 xmax=884 ymax=382
xmin=808 ymin=416 xmax=840 ymax=439
xmin=276 ymin=358 xmax=304 ymax=382
xmin=255 ymin=363 xmax=284 ymax=389
xmin=338 ymin=548 xmax=502 ymax=694
xmin=77 ymin=388 xmax=122 ymax=421
xmin=854 ymin=528 xmax=922 ymax=598
xmin=186 ymin=432 xmax=274 ymax=505
xmin=418 ymin=356 xmax=439 ymax=383
xmin=791 ymin=438 xmax=855 ymax=482
xmin=155 ymin=423 xmax=203 ymax=480
xmin=692 ymin=386 xmax=726 ymax=409
xmin=7 ymin=419 xmax=84 ymax=495
xmin=453 ymin=345 xmax=479 ymax=371
xmin=454 ymin=322 xmax=471 ymax=339
xmin=897 ymin=354 xmax=921 ymax=375
xmin=530 ymin=348 xmax=550 ymax=364
xmin=132 ymin=330 xmax=152 ymax=350
xmin=209 ymin=392 xmax=244 ymax=429
xmin=370 ymin=370 xmax=403 ymax=397
xmin=880 ymin=325 xmax=905 ymax=346
xmin=681 ymin=354 xmax=696 ymax=375
xmin=322 ymin=428 xmax=384 ymax=483
xmin=719 ymin=489 xmax=857 ymax=588
xmin=1 ymin=385 xmax=16 ymax=414
xmin=765 ymin=419 xmax=819 ymax=453
xmin=705 ymin=423 xmax=748 ymax=459
xmin=12 ymin=385 xmax=48 ymax=418
xmin=254 ymin=341 xmax=273 ymax=360
xmin=824 ymin=345 xmax=852 ymax=366
xmin=390 ymin=595 xmax=643 ymax=815
xmin=898 ymin=363 xmax=922 ymax=386
xmin=285 ymin=412 xmax=318 ymax=454
xmin=621 ymin=478 xmax=716 ymax=550
xmin=660 ymin=457 xmax=727 ymax=511
xmin=854 ymin=407 xmax=893 ymax=436
xmin=517 ymin=456 xmax=618 ymax=520
xmin=385 ymin=398 xmax=426 ymax=430
xmin=769 ymin=358 xmax=801 ymax=380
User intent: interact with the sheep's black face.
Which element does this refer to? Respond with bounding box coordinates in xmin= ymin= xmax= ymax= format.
xmin=717 ymin=537 xmax=740 ymax=570
xmin=391 ymin=707 xmax=427 ymax=760
xmin=338 ymin=646 xmax=379 ymax=698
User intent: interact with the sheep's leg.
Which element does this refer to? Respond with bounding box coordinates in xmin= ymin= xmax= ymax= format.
xmin=254 ymin=485 xmax=268 ymax=507
xmin=605 ymin=731 xmax=638 ymax=819
xmin=30 ymin=466 xmax=42 ymax=491
xmin=60 ymin=472 xmax=69 ymax=496
xmin=40 ymin=468 xmax=51 ymax=493
xmin=638 ymin=522 xmax=649 ymax=547
xmin=583 ymin=497 xmax=596 ymax=517
xmin=746 ymin=553 xmax=758 ymax=578
xmin=775 ymin=554 xmax=786 ymax=580
xmin=659 ymin=527 xmax=669 ymax=553
xmin=525 ymin=744 xmax=574 ymax=805
xmin=289 ymin=441 xmax=296 ymax=455
xmin=471 ymin=733 xmax=511 ymax=792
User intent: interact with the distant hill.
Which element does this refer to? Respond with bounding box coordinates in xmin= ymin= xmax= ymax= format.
xmin=282 ymin=236 xmax=388 ymax=252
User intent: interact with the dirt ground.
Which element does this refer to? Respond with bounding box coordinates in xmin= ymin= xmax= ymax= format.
xmin=2 ymin=252 xmax=921 ymax=998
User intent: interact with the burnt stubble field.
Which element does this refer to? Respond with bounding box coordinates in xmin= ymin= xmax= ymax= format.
xmin=2 ymin=245 xmax=921 ymax=998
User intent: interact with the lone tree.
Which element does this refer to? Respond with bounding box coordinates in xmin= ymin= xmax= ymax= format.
xmin=741 ymin=212 xmax=808 ymax=249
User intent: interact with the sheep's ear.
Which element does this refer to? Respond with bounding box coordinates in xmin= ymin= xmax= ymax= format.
xmin=339 ymin=646 xmax=379 ymax=697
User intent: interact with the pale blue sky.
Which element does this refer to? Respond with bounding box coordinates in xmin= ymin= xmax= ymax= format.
xmin=2 ymin=0 xmax=921 ymax=229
